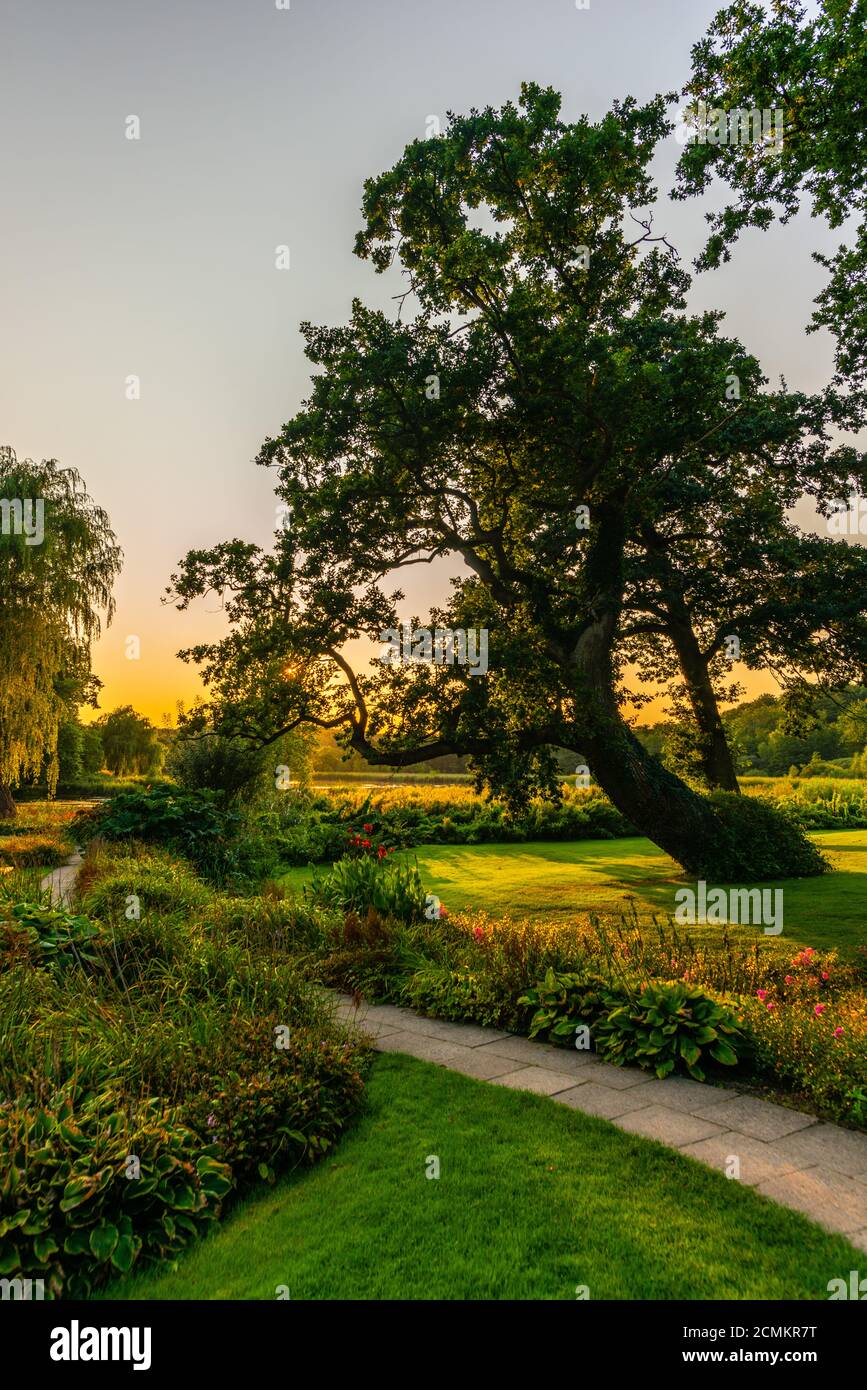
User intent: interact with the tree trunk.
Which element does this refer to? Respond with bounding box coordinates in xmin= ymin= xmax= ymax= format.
xmin=0 ymin=784 xmax=16 ymax=819
xmin=578 ymin=697 xmax=825 ymax=878
xmin=635 ymin=524 xmax=740 ymax=792
xmin=669 ymin=623 xmax=740 ymax=793
xmin=581 ymin=717 xmax=730 ymax=876
xmin=570 ymin=510 xmax=815 ymax=879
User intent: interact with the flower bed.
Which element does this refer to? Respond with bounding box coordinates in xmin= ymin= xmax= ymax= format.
xmin=0 ymin=844 xmax=368 ymax=1297
xmin=293 ymin=857 xmax=867 ymax=1127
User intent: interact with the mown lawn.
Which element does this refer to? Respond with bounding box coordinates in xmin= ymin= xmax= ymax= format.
xmin=104 ymin=1052 xmax=862 ymax=1301
xmin=279 ymin=830 xmax=867 ymax=953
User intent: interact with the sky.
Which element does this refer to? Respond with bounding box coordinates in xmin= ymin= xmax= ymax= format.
xmin=1 ymin=0 xmax=854 ymax=726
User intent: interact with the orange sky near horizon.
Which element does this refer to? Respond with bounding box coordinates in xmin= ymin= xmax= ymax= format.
xmin=80 ymin=606 xmax=783 ymax=732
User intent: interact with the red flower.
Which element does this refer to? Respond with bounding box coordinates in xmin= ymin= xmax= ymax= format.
xmin=363 ymin=823 xmax=373 ymax=833
xmin=362 ymin=839 xmax=371 ymax=848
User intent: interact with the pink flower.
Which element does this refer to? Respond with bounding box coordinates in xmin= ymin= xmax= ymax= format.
xmin=833 ymin=1027 xmax=844 ymax=1038
xmin=785 ymin=976 xmax=794 ymax=985
xmin=821 ymin=971 xmax=830 ymax=980
xmin=766 ymin=1002 xmax=775 ymax=1011
xmin=756 ymin=989 xmax=768 ymax=1001
xmin=472 ymin=926 xmax=484 ymax=942
xmin=814 ymin=1004 xmax=825 ymax=1017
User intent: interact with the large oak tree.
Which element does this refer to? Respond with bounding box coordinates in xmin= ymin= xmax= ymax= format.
xmin=169 ymin=85 xmax=863 ymax=879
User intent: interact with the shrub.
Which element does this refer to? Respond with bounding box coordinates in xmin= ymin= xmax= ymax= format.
xmin=274 ymin=818 xmax=349 ymax=867
xmin=317 ymin=944 xmax=403 ymax=999
xmin=165 ymin=734 xmax=267 ymax=804
xmin=0 ymin=833 xmax=371 ymax=1296
xmin=77 ymin=848 xmax=212 ymax=920
xmin=519 ymin=968 xmax=613 ymax=1042
xmin=74 ymin=786 xmax=240 ymax=882
xmin=405 ymin=963 xmax=521 ymax=1028
xmin=204 ymin=895 xmax=329 ymax=953
xmin=766 ymin=785 xmax=867 ymax=830
xmin=592 ymin=980 xmax=751 ymax=1081
xmin=0 ymin=902 xmax=101 ymax=970
xmin=701 ymin=791 xmax=828 ymax=880
xmin=308 ymin=855 xmax=427 ymax=923
xmin=319 ymin=784 xmax=637 ymax=851
xmin=181 ymin=1028 xmax=366 ymax=1182
xmin=0 ymin=1087 xmax=231 ymax=1299
xmin=740 ymin=955 xmax=867 ymax=1123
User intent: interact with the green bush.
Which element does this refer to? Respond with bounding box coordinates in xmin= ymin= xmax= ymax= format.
xmin=519 ymin=968 xmax=612 ymax=1042
xmin=404 ymin=963 xmax=519 ymax=1028
xmin=204 ymin=894 xmax=329 ymax=953
xmin=272 ymin=818 xmax=350 ymax=866
xmin=592 ymin=980 xmax=751 ymax=1081
xmin=0 ymin=834 xmax=371 ymax=1296
xmin=701 ymin=791 xmax=828 ymax=880
xmin=165 ymin=734 xmax=267 ymax=804
xmin=78 ymin=852 xmax=212 ymax=921
xmin=181 ymin=1028 xmax=365 ymax=1183
xmin=740 ymin=982 xmax=867 ymax=1125
xmin=0 ymin=902 xmax=101 ymax=969
xmin=768 ymin=785 xmax=867 ymax=830
xmin=308 ymin=855 xmax=427 ymax=923
xmin=318 ymin=942 xmax=403 ymax=999
xmin=0 ymin=1087 xmax=231 ymax=1299
xmin=74 ymin=786 xmax=240 ymax=882
xmin=519 ymin=969 xmax=750 ymax=1081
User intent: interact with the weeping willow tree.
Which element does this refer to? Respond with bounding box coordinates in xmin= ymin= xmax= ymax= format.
xmin=0 ymin=447 xmax=122 ymax=816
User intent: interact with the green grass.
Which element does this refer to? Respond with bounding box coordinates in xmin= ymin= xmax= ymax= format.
xmin=279 ymin=830 xmax=867 ymax=953
xmin=104 ymin=1052 xmax=862 ymax=1301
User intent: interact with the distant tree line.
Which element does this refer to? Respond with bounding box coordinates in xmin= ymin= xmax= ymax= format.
xmin=38 ymin=689 xmax=867 ymax=794
xmin=45 ymin=706 xmax=166 ymax=787
xmin=637 ymin=690 xmax=867 ymax=781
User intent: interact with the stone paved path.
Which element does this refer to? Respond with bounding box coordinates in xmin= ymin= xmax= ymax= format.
xmin=334 ymin=993 xmax=867 ymax=1252
xmin=40 ymin=851 xmax=84 ymax=908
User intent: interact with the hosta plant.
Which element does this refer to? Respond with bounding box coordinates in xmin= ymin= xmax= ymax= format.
xmin=518 ymin=968 xmax=613 ymax=1042
xmin=0 ymin=1087 xmax=231 ymax=1298
xmin=593 ymin=980 xmax=750 ymax=1080
xmin=0 ymin=902 xmax=101 ymax=969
